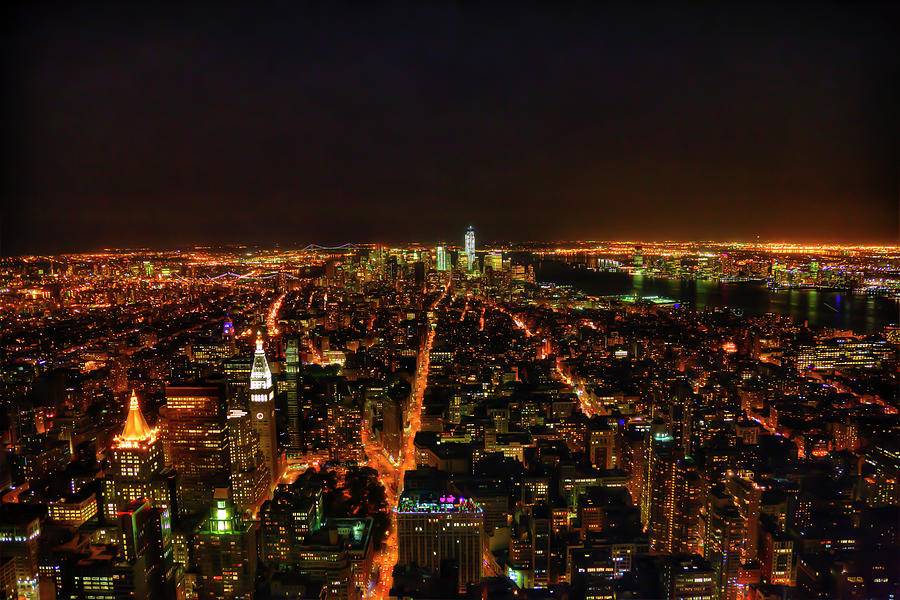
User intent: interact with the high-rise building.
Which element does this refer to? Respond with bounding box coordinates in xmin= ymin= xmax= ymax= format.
xmin=530 ymin=503 xmax=552 ymax=588
xmin=759 ymin=526 xmax=794 ymax=586
xmin=436 ymin=243 xmax=449 ymax=272
xmin=117 ymin=498 xmax=177 ymax=600
xmin=862 ymin=438 xmax=900 ymax=506
xmin=796 ymin=336 xmax=894 ymax=370
xmin=704 ymin=489 xmax=744 ymax=600
xmin=397 ymin=491 xmax=484 ymax=593
xmin=284 ymin=336 xmax=302 ymax=457
xmin=260 ymin=481 xmax=324 ymax=569
xmin=250 ymin=337 xmax=279 ymax=487
xmin=645 ymin=430 xmax=681 ymax=552
xmin=725 ymin=475 xmax=762 ymax=561
xmin=160 ymin=384 xmax=230 ymax=517
xmin=0 ymin=505 xmax=40 ymax=600
xmin=484 ymin=252 xmax=502 ymax=274
xmin=103 ymin=391 xmax=174 ymax=521
xmin=227 ymin=408 xmax=271 ymax=516
xmin=662 ymin=554 xmax=715 ymax=600
xmin=464 ymin=226 xmax=476 ymax=273
xmin=195 ymin=490 xmax=258 ymax=600
xmin=325 ymin=380 xmax=363 ymax=463
xmin=587 ymin=426 xmax=616 ymax=470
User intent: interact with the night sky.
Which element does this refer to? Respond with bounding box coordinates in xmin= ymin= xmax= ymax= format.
xmin=4 ymin=3 xmax=898 ymax=255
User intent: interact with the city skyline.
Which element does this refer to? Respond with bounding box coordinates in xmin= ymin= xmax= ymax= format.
xmin=0 ymin=238 xmax=898 ymax=599
xmin=5 ymin=235 xmax=900 ymax=259
xmin=1 ymin=4 xmax=898 ymax=599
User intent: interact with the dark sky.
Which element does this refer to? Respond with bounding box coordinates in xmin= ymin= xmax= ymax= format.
xmin=4 ymin=3 xmax=898 ymax=255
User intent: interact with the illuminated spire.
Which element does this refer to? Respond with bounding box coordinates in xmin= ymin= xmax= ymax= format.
xmin=250 ymin=333 xmax=272 ymax=390
xmin=121 ymin=390 xmax=152 ymax=441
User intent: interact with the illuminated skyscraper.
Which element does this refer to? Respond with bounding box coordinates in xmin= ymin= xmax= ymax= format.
xmin=0 ymin=506 xmax=40 ymax=600
xmin=397 ymin=491 xmax=484 ymax=593
xmin=160 ymin=384 xmax=230 ymax=517
xmin=464 ymin=226 xmax=475 ymax=273
xmin=250 ymin=336 xmax=278 ymax=488
xmin=759 ymin=526 xmax=794 ymax=586
xmin=223 ymin=315 xmax=236 ymax=356
xmin=484 ymin=251 xmax=502 ymax=274
xmin=195 ymin=490 xmax=258 ymax=600
xmin=227 ymin=408 xmax=271 ymax=516
xmin=645 ymin=430 xmax=679 ymax=552
xmin=436 ymin=243 xmax=449 ymax=272
xmin=117 ymin=498 xmax=177 ymax=600
xmin=103 ymin=391 xmax=174 ymax=521
xmin=284 ymin=336 xmax=302 ymax=458
xmin=260 ymin=481 xmax=324 ymax=569
xmin=662 ymin=555 xmax=715 ymax=600
xmin=325 ymin=380 xmax=363 ymax=463
xmin=644 ymin=427 xmax=696 ymax=555
xmin=704 ymin=488 xmax=744 ymax=600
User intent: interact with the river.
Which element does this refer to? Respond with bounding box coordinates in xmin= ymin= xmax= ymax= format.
xmin=535 ymin=261 xmax=898 ymax=334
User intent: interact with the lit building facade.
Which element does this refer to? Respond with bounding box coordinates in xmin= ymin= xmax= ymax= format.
xmin=704 ymin=491 xmax=744 ymax=600
xmin=160 ymin=385 xmax=230 ymax=517
xmin=436 ymin=243 xmax=449 ymax=272
xmin=227 ymin=408 xmax=271 ymax=516
xmin=48 ymin=493 xmax=98 ymax=528
xmin=284 ymin=336 xmax=302 ymax=458
xmin=260 ymin=482 xmax=324 ymax=569
xmin=796 ymin=337 xmax=893 ymax=370
xmin=103 ymin=391 xmax=173 ymax=521
xmin=0 ymin=511 xmax=40 ymax=600
xmin=464 ymin=226 xmax=476 ymax=273
xmin=662 ymin=554 xmax=715 ymax=600
xmin=645 ymin=431 xmax=681 ymax=553
xmin=250 ymin=337 xmax=279 ymax=487
xmin=117 ymin=498 xmax=176 ymax=600
xmin=396 ymin=491 xmax=484 ymax=593
xmin=195 ymin=491 xmax=258 ymax=600
xmin=325 ymin=381 xmax=363 ymax=463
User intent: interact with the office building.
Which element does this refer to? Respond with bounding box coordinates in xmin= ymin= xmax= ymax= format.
xmin=436 ymin=243 xmax=449 ymax=272
xmin=227 ymin=408 xmax=271 ymax=516
xmin=103 ymin=391 xmax=174 ymax=521
xmin=284 ymin=336 xmax=302 ymax=457
xmin=464 ymin=226 xmax=476 ymax=273
xmin=117 ymin=498 xmax=177 ymax=599
xmin=796 ymin=336 xmax=893 ymax=370
xmin=397 ymin=491 xmax=484 ymax=593
xmin=250 ymin=337 xmax=279 ymax=487
xmin=160 ymin=384 xmax=230 ymax=517
xmin=195 ymin=490 xmax=258 ymax=600
xmin=662 ymin=554 xmax=715 ymax=600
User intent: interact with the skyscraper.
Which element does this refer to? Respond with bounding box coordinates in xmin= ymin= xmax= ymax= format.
xmin=103 ymin=391 xmax=174 ymax=521
xmin=436 ymin=243 xmax=449 ymax=272
xmin=195 ymin=490 xmax=258 ymax=600
xmin=227 ymin=408 xmax=271 ymax=516
xmin=284 ymin=336 xmax=302 ymax=458
xmin=250 ymin=336 xmax=279 ymax=488
xmin=160 ymin=384 xmax=230 ymax=517
xmin=662 ymin=555 xmax=715 ymax=600
xmin=117 ymin=498 xmax=177 ymax=600
xmin=325 ymin=380 xmax=363 ymax=463
xmin=397 ymin=491 xmax=484 ymax=593
xmin=464 ymin=226 xmax=475 ymax=273
xmin=704 ymin=488 xmax=744 ymax=600
xmin=645 ymin=430 xmax=687 ymax=553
